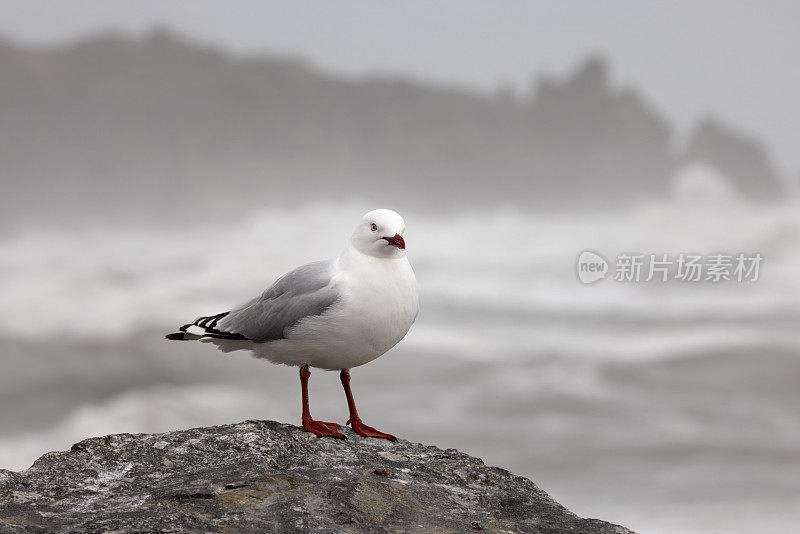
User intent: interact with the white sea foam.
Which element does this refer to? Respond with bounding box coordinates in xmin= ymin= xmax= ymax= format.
xmin=0 ymin=385 xmax=293 ymax=471
xmin=0 ymin=200 xmax=798 ymax=361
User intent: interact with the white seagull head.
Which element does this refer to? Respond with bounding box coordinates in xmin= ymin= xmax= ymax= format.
xmin=350 ymin=209 xmax=407 ymax=258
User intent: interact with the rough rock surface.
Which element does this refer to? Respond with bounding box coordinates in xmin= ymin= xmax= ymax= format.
xmin=0 ymin=420 xmax=633 ymax=533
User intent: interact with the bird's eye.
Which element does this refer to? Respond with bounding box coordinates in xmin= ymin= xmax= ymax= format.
xmin=370 ymin=223 xmax=377 ymax=231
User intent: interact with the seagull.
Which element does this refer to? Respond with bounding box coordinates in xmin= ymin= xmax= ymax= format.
xmin=166 ymin=209 xmax=419 ymax=441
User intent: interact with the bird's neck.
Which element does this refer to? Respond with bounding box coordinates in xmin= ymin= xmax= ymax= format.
xmin=338 ymin=244 xmax=407 ymax=271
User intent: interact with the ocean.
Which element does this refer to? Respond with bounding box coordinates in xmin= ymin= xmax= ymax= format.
xmin=1 ymin=200 xmax=798 ymax=533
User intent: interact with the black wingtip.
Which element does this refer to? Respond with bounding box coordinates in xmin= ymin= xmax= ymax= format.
xmin=165 ymin=332 xmax=187 ymax=340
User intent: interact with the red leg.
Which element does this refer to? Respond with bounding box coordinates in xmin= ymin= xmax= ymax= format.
xmin=300 ymin=365 xmax=344 ymax=439
xmin=340 ymin=369 xmax=396 ymax=441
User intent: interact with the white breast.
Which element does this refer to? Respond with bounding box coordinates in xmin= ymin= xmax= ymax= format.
xmin=338 ymin=254 xmax=419 ymax=359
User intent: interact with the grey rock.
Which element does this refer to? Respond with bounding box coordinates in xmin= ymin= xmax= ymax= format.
xmin=0 ymin=420 xmax=634 ymax=533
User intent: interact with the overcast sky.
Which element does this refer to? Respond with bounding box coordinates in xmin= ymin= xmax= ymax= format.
xmin=1 ymin=0 xmax=798 ymax=174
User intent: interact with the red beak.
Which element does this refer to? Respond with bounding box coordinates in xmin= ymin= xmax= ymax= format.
xmin=383 ymin=233 xmax=406 ymax=249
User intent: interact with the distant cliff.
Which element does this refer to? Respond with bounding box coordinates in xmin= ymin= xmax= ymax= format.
xmin=0 ymin=420 xmax=634 ymax=533
xmin=0 ymin=29 xmax=785 ymax=225
xmin=683 ymin=117 xmax=784 ymax=199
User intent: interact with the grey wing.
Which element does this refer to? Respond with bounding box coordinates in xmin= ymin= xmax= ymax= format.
xmin=215 ymin=260 xmax=340 ymax=343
